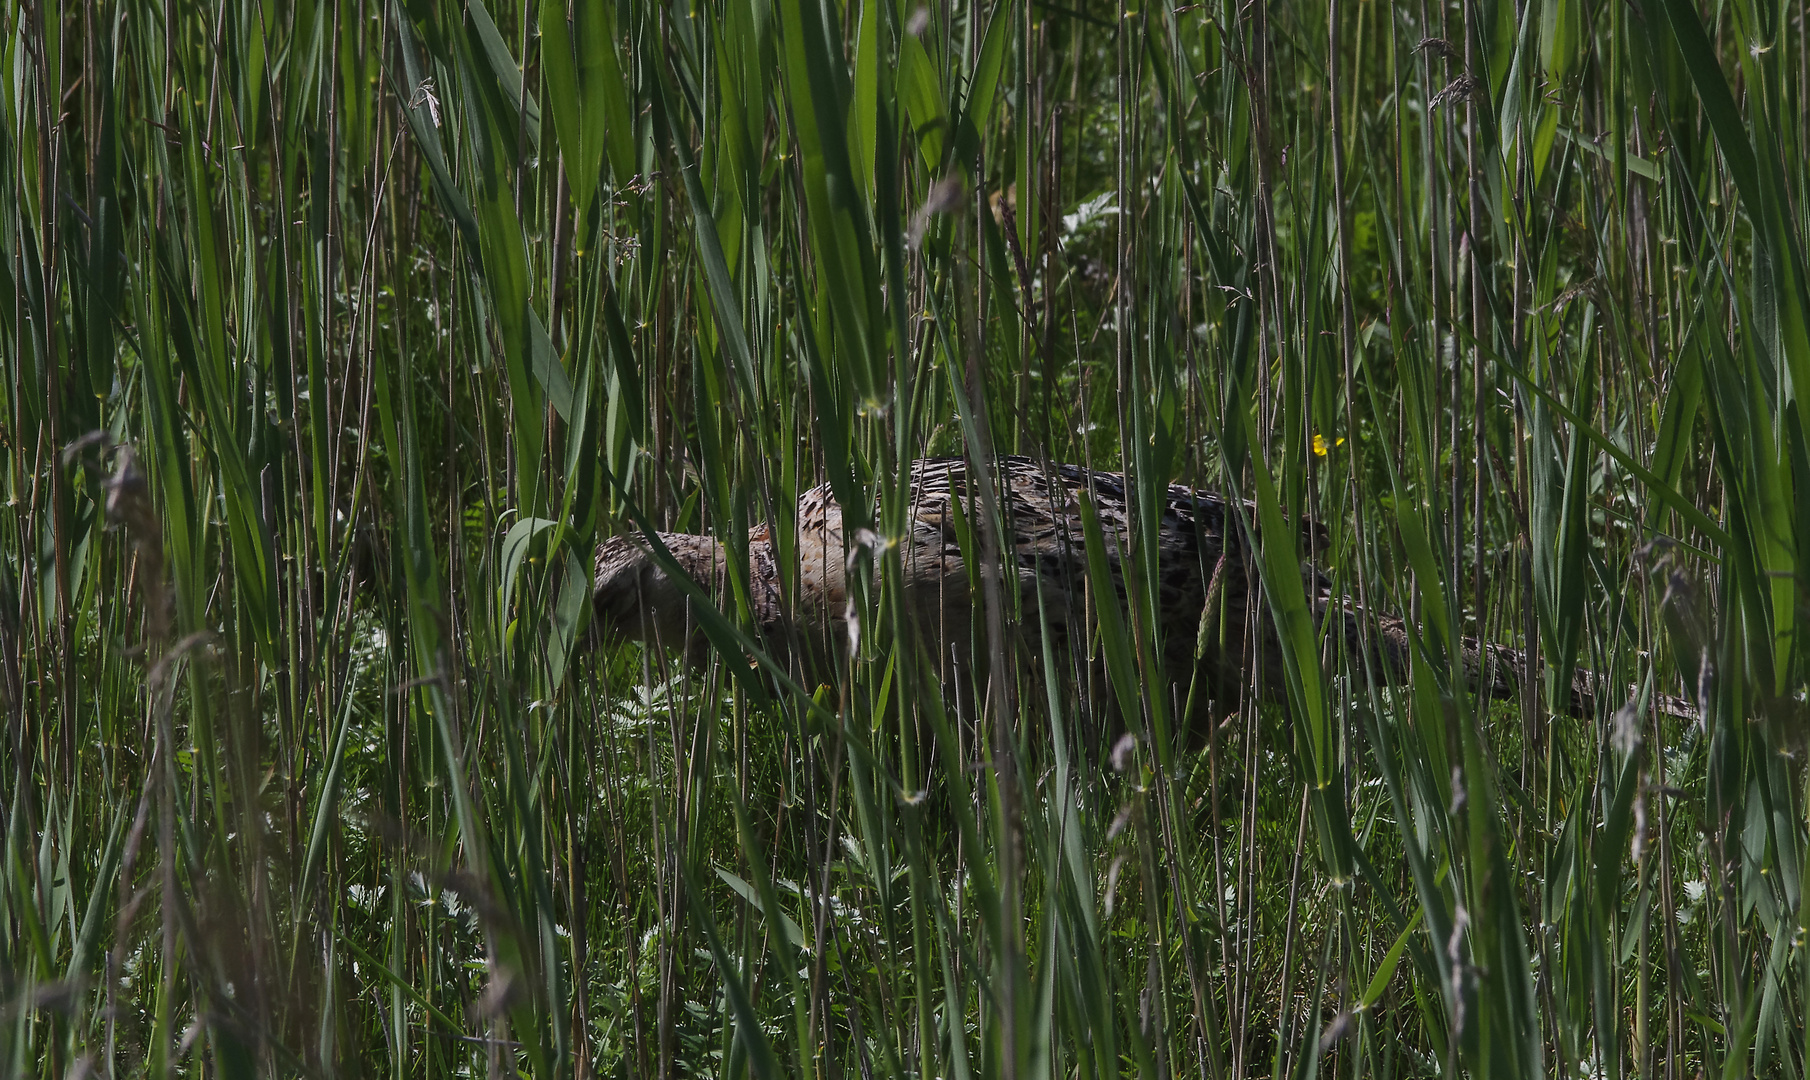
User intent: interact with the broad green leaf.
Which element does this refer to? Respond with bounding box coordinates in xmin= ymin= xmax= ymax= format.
xmin=1238 ymin=414 xmax=1327 ymax=776
xmin=852 ymin=0 xmax=881 ymax=199
xmin=898 ymin=30 xmax=948 ymax=173
xmin=467 ymin=0 xmax=541 ymax=151
xmin=1541 ymin=0 xmax=1585 ymax=82
xmin=1361 ymin=911 xmax=1426 ymax=1008
xmin=539 ymin=0 xmax=586 ymax=203
xmin=499 ymin=515 xmax=560 ymax=622
xmin=950 ymin=2 xmax=1009 ymax=168
xmin=1074 ymin=488 xmax=1144 ymax=736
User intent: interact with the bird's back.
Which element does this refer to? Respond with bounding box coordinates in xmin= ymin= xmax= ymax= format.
xmin=777 ymin=456 xmax=1256 ymax=690
xmin=596 ymin=458 xmax=1696 ymax=725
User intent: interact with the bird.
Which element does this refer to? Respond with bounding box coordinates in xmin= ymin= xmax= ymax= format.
xmin=595 ymin=457 xmax=1263 ymax=698
xmin=591 ymin=455 xmax=1692 ymax=723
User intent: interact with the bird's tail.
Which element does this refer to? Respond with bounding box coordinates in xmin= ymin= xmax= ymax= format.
xmin=1319 ymin=602 xmax=1698 ymax=721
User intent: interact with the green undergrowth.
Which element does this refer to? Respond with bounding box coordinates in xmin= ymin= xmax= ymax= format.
xmin=4 ymin=0 xmax=1808 ymax=1076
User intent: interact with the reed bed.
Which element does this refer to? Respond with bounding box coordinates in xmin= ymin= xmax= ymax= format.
xmin=3 ymin=0 xmax=1807 ymax=1075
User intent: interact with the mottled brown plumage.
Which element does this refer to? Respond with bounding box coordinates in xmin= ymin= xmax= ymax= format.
xmin=593 ymin=456 xmax=1690 ymax=720
xmin=593 ymin=457 xmax=1261 ymax=693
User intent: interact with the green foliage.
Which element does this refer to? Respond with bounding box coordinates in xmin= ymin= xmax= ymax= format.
xmin=3 ymin=0 xmax=1807 ymax=1076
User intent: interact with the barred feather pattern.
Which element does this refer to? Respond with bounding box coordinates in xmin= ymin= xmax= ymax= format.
xmin=594 ymin=457 xmax=1263 ymax=693
xmin=593 ymin=456 xmax=1693 ymax=720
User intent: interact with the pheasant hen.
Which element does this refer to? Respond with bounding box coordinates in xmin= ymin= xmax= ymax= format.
xmin=593 ymin=456 xmax=1681 ymax=719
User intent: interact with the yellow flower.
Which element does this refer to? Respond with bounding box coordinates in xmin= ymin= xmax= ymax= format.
xmin=1312 ymin=433 xmax=1346 ymax=457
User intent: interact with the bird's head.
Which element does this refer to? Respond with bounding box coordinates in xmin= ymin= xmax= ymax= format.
xmin=592 ymin=532 xmax=728 ymax=661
